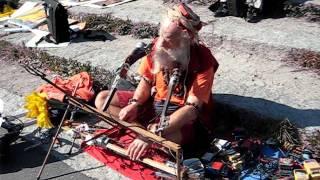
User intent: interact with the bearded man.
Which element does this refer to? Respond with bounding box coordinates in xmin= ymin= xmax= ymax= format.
xmin=95 ymin=3 xmax=219 ymax=161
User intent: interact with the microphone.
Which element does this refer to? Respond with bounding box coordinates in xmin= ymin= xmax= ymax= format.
xmin=102 ymin=42 xmax=149 ymax=111
xmin=119 ymin=42 xmax=148 ymax=78
xmin=125 ymin=42 xmax=147 ymax=66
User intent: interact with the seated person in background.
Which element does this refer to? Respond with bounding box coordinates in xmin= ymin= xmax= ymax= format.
xmin=214 ymin=0 xmax=263 ymax=23
xmin=95 ymin=3 xmax=219 ymax=161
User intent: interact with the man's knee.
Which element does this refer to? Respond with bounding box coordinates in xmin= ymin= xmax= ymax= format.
xmin=165 ymin=131 xmax=183 ymax=145
xmin=95 ymin=90 xmax=109 ymax=110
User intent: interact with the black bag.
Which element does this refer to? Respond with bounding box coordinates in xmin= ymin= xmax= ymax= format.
xmin=0 ymin=118 xmax=23 ymax=162
xmin=44 ymin=0 xmax=70 ymax=44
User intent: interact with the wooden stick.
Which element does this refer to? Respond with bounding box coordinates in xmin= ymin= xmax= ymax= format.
xmin=105 ymin=142 xmax=177 ymax=176
xmin=68 ymin=99 xmax=181 ymax=152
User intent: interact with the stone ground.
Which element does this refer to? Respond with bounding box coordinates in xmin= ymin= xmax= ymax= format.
xmin=0 ymin=0 xmax=320 ymax=179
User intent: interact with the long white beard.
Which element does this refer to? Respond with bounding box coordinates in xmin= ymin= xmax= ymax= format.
xmin=153 ymin=41 xmax=190 ymax=74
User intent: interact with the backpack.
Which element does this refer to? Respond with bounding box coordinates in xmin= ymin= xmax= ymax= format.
xmin=44 ymin=0 xmax=70 ymax=44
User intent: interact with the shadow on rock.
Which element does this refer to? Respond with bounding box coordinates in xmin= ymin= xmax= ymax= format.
xmin=214 ymin=93 xmax=320 ymax=128
xmin=71 ymin=30 xmax=116 ymax=43
xmin=0 ymin=133 xmax=85 ymax=175
xmin=0 ymin=139 xmax=60 ymax=174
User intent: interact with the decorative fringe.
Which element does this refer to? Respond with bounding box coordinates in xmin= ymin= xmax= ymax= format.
xmin=24 ymin=92 xmax=53 ymax=128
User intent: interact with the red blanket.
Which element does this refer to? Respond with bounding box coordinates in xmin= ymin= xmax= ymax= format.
xmin=83 ymin=129 xmax=170 ymax=180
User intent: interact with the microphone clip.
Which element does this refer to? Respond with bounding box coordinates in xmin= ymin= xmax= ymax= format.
xmin=169 ymin=68 xmax=182 ymax=87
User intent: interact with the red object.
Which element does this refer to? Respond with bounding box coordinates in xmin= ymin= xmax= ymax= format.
xmin=211 ymin=162 xmax=224 ymax=170
xmin=37 ymin=72 xmax=94 ymax=102
xmin=83 ymin=128 xmax=169 ymax=180
xmin=177 ymin=3 xmax=202 ymax=31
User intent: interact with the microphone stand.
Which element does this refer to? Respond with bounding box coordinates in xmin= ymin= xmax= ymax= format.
xmin=101 ymin=42 xmax=147 ymax=112
xmin=156 ymin=68 xmax=181 ymax=137
xmin=101 ymin=63 xmax=129 ymax=112
xmin=37 ymin=81 xmax=80 ymax=180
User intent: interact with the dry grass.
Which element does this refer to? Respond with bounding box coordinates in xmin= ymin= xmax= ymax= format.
xmin=162 ymin=0 xmax=217 ymax=5
xmin=0 ymin=40 xmax=114 ymax=92
xmin=286 ymin=48 xmax=320 ymax=74
xmin=284 ymin=2 xmax=320 ymax=23
xmin=71 ymin=13 xmax=159 ymax=39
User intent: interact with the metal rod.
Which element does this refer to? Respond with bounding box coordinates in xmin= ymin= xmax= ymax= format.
xmin=158 ymin=83 xmax=175 ymax=137
xmin=157 ymin=68 xmax=181 ymax=137
xmin=67 ymin=136 xmax=77 ymax=155
xmin=36 ymin=82 xmax=80 ymax=180
xmin=101 ymin=62 xmax=127 ymax=112
xmin=176 ymin=150 xmax=182 ymax=180
xmin=36 ymin=103 xmax=72 ymax=180
xmin=101 ymin=85 xmax=118 ymax=112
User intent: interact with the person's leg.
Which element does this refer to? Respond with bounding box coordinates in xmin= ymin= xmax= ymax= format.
xmin=165 ymin=131 xmax=183 ymax=144
xmin=164 ymin=122 xmax=195 ymax=145
xmin=95 ymin=90 xmax=134 ymax=118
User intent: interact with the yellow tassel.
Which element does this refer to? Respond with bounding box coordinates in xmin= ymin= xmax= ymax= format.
xmin=24 ymin=92 xmax=53 ymax=128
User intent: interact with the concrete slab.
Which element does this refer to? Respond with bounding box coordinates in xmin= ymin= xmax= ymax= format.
xmin=201 ymin=17 xmax=320 ymax=52
xmin=213 ymin=45 xmax=320 ymax=127
xmin=69 ymin=0 xmax=320 ymax=52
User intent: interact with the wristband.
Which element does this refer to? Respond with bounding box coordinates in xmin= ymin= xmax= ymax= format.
xmin=185 ymin=102 xmax=200 ymax=113
xmin=128 ymin=98 xmax=141 ymax=106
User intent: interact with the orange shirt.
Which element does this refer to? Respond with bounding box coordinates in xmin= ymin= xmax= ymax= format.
xmin=138 ymin=43 xmax=218 ymax=106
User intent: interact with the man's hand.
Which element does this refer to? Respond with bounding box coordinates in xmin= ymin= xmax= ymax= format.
xmin=118 ymin=104 xmax=138 ymax=122
xmin=127 ymin=137 xmax=150 ymax=161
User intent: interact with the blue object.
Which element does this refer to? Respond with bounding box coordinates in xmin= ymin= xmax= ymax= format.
xmin=240 ymin=169 xmax=269 ymax=180
xmin=261 ymin=145 xmax=286 ymax=158
xmin=302 ymin=149 xmax=312 ymax=160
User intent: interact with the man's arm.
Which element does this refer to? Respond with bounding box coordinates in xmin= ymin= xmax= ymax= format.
xmin=132 ymin=78 xmax=152 ymax=104
xmin=162 ymin=95 xmax=201 ymax=136
xmin=123 ymin=78 xmax=153 ymax=161
xmin=118 ymin=78 xmax=151 ymax=122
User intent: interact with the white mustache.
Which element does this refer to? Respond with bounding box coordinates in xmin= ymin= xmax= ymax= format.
xmin=154 ymin=46 xmax=190 ymax=69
